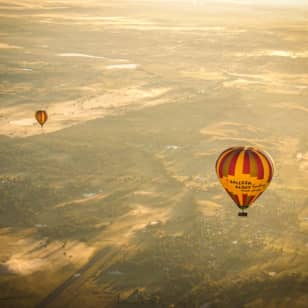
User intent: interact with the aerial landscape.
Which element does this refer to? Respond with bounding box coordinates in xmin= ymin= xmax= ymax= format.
xmin=0 ymin=0 xmax=307 ymax=307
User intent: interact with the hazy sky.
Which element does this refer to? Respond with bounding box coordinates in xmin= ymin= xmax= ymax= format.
xmin=228 ymin=0 xmax=308 ymax=4
xmin=191 ymin=0 xmax=308 ymax=6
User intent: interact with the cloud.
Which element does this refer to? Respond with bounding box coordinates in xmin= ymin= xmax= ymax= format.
xmin=2 ymin=237 xmax=95 ymax=276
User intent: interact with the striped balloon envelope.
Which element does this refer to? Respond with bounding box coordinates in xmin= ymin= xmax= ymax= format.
xmin=35 ymin=110 xmax=48 ymax=127
xmin=215 ymin=146 xmax=274 ymax=216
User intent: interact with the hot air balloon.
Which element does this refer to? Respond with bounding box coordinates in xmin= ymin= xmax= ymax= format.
xmin=215 ymin=146 xmax=274 ymax=216
xmin=35 ymin=110 xmax=48 ymax=127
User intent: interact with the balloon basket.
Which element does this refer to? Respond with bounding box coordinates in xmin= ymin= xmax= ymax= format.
xmin=238 ymin=212 xmax=248 ymax=217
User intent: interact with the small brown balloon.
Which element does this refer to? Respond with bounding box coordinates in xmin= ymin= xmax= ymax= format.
xmin=35 ymin=110 xmax=48 ymax=127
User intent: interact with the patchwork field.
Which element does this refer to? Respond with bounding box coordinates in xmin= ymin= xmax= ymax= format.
xmin=0 ymin=0 xmax=307 ymax=307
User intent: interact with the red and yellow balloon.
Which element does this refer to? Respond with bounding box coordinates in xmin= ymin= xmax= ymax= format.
xmin=215 ymin=146 xmax=274 ymax=216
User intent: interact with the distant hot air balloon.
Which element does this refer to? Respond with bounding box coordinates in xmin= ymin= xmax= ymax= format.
xmin=35 ymin=110 xmax=48 ymax=127
xmin=215 ymin=146 xmax=274 ymax=216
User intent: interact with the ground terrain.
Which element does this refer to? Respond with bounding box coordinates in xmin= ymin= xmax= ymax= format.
xmin=0 ymin=0 xmax=307 ymax=307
